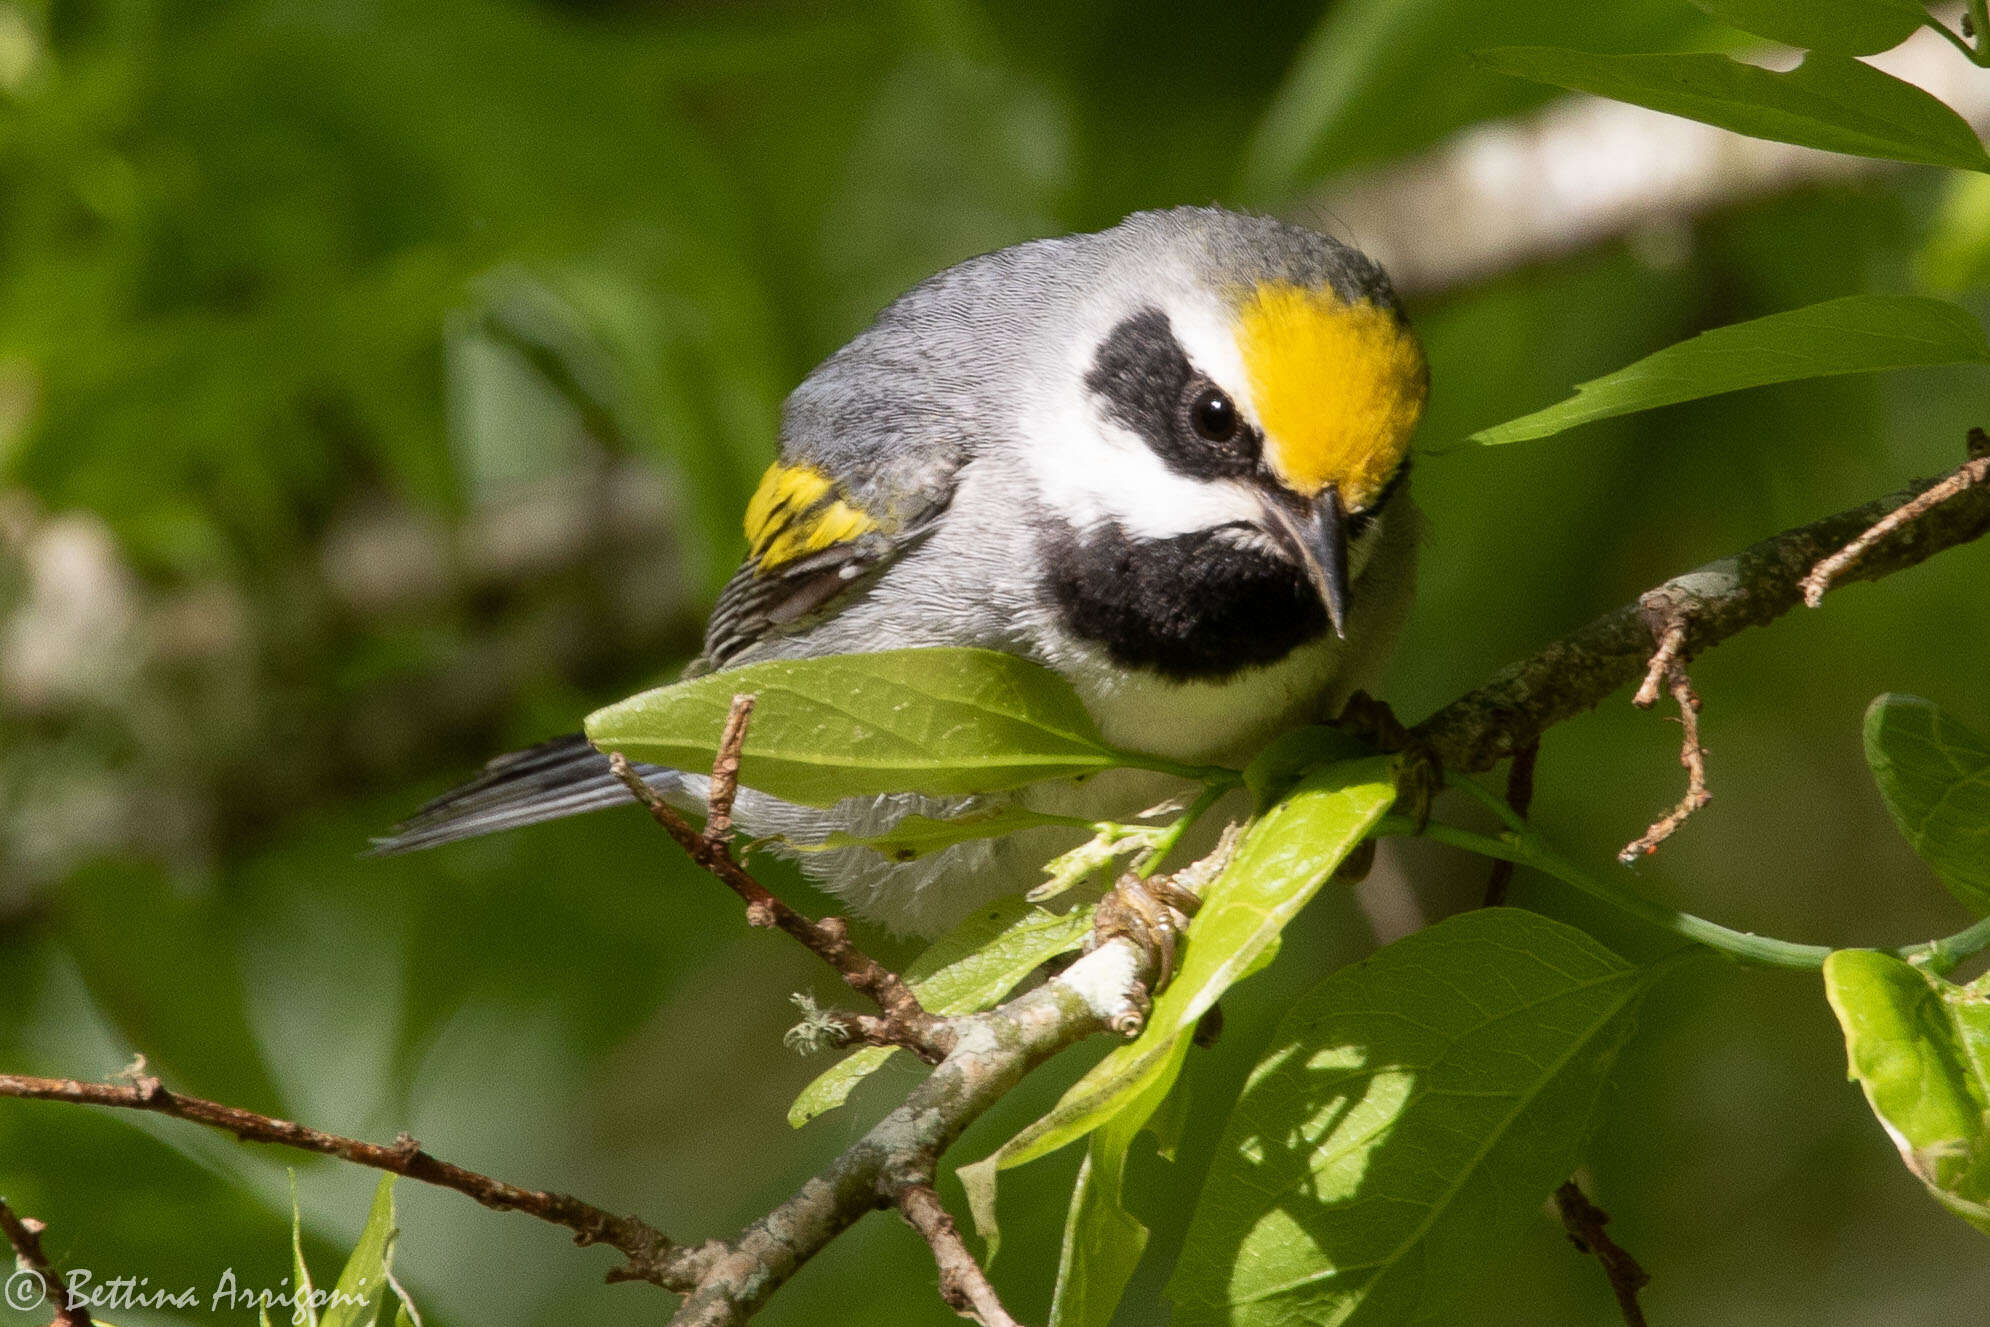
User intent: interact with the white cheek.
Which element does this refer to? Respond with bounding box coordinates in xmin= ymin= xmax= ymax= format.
xmin=1018 ymin=394 xmax=1265 ymax=540
xmin=1017 ymin=286 xmax=1276 ymax=542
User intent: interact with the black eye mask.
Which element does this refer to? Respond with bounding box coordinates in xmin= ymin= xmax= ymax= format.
xmin=1085 ymin=307 xmax=1262 ymax=482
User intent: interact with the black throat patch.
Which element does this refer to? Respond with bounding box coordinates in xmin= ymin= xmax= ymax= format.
xmin=1041 ymin=521 xmax=1328 ymax=681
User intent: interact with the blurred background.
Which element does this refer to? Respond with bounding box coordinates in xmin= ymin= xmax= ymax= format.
xmin=2 ymin=1 xmax=1988 ymax=1323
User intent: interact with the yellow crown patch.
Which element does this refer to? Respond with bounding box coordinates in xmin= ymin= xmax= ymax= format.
xmin=1236 ymin=282 xmax=1427 ymax=509
xmin=743 ymin=462 xmax=880 ymax=572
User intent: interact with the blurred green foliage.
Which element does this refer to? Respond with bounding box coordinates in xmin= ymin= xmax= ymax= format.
xmin=3 ymin=1 xmax=1990 ymax=1325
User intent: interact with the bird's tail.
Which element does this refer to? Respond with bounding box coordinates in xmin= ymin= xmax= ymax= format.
xmin=366 ymin=733 xmax=682 ymax=855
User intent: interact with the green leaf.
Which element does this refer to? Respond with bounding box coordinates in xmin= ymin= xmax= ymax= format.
xmin=1049 ymin=1037 xmax=1194 ymax=1327
xmin=280 ymin=1176 xmax=421 ymax=1327
xmin=322 ymin=1175 xmax=400 ymax=1327
xmin=1242 ymin=725 xmax=1374 ymax=809
xmin=1469 ymin=294 xmax=1990 ymax=445
xmin=1687 ymin=0 xmax=1929 ymax=56
xmin=290 ymin=1175 xmax=318 ymax=1327
xmin=1474 ymin=48 xmax=1990 ymax=174
xmin=788 ymin=895 xmax=1096 ymax=1127
xmin=1864 ymin=694 xmax=1990 ymax=915
xmin=584 ymin=648 xmax=1166 ymax=806
xmin=963 ymin=758 xmax=1395 ymax=1240
xmin=1823 ymin=949 xmax=1990 ymax=1235
xmin=1170 ymin=909 xmax=1667 ymax=1326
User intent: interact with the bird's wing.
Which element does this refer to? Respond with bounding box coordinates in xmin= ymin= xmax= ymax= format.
xmin=370 ymin=455 xmax=958 ymax=856
xmin=696 ymin=458 xmax=949 ymax=670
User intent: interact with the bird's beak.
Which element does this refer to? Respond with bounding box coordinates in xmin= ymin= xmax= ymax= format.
xmin=1261 ymin=484 xmax=1351 ymax=638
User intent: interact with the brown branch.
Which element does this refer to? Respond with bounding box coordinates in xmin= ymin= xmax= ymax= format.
xmin=605 ymin=697 xmax=952 ymax=1063
xmin=1555 ymin=1180 xmax=1652 ymax=1327
xmin=1801 ymin=430 xmax=1990 ymax=606
xmin=657 ymin=937 xmax=1152 ymax=1326
xmin=817 ymin=1010 xmax=935 ymax=1054
xmin=898 ymin=1184 xmax=1026 ymax=1327
xmin=0 ymin=1198 xmax=93 ymax=1327
xmin=0 ymin=982 xmax=1147 ymax=1327
xmin=0 ymin=1072 xmax=707 ymax=1292
xmin=1482 ymin=737 xmax=1539 ymax=906
xmin=1413 ymin=435 xmax=1990 ymax=776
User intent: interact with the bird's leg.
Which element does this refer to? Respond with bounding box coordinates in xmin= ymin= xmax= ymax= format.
xmin=1335 ymin=690 xmax=1442 ymax=833
xmin=1090 ymin=870 xmax=1203 ymax=998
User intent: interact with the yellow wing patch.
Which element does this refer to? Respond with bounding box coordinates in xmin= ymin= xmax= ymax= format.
xmin=1237 ymin=282 xmax=1427 ymax=510
xmin=743 ymin=462 xmax=881 ymax=572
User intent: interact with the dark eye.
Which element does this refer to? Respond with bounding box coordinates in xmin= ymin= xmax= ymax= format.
xmin=1189 ymin=388 xmax=1237 ymax=442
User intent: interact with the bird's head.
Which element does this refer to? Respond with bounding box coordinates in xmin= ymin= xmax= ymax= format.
xmin=1029 ymin=209 xmax=1426 ymax=663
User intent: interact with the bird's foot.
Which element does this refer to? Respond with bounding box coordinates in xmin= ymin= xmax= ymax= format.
xmin=1090 ymin=871 xmax=1203 ymax=998
xmin=1335 ymin=690 xmax=1443 ymax=833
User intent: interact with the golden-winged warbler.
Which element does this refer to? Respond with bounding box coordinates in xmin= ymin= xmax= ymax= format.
xmin=375 ymin=206 xmax=1428 ymax=935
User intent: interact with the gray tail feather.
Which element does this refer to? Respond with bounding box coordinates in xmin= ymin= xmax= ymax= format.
xmin=366 ymin=733 xmax=681 ymax=855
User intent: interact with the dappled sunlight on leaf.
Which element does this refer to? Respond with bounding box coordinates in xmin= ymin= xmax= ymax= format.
xmin=1171 ymin=909 xmax=1670 ymax=1326
xmin=964 ymin=758 xmax=1394 ymax=1263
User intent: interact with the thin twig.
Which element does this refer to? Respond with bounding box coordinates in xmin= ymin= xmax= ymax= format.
xmin=1482 ymin=738 xmax=1539 ymax=906
xmin=1632 ymin=619 xmax=1687 ymax=710
xmin=0 ymin=1198 xmax=93 ymax=1327
xmin=898 ymin=1184 xmax=1027 ymax=1327
xmin=1801 ymin=430 xmax=1990 ymax=606
xmin=821 ymin=1011 xmax=933 ymax=1053
xmin=702 ymin=693 xmax=755 ymax=843
xmin=1618 ymin=593 xmax=1715 ymax=862
xmin=605 ymin=697 xmax=952 ymax=1063
xmin=1620 ymin=665 xmax=1711 ymax=864
xmin=0 ymin=1073 xmax=706 ymax=1292
xmin=1555 ymin=1180 xmax=1652 ymax=1327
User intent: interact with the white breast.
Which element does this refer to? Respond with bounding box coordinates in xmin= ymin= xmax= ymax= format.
xmin=1046 ymin=630 xmax=1344 ymax=765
